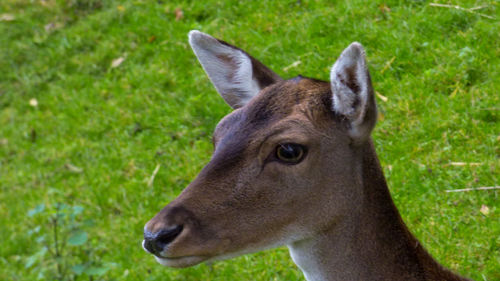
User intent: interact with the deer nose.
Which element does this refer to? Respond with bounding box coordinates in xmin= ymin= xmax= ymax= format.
xmin=143 ymin=225 xmax=183 ymax=256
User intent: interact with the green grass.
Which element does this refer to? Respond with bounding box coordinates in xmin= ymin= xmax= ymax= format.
xmin=1 ymin=0 xmax=498 ymax=280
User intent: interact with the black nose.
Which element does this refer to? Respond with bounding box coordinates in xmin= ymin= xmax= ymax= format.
xmin=143 ymin=225 xmax=183 ymax=256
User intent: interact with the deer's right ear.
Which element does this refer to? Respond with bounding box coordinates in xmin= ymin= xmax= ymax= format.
xmin=188 ymin=30 xmax=282 ymax=109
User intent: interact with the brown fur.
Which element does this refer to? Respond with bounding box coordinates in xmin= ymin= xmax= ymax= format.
xmin=144 ymin=35 xmax=472 ymax=280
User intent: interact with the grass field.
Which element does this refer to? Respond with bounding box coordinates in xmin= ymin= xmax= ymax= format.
xmin=1 ymin=0 xmax=499 ymax=280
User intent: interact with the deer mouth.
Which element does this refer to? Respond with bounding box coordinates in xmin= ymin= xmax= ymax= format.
xmin=153 ymin=255 xmax=208 ymax=268
xmin=142 ymin=239 xmax=209 ymax=268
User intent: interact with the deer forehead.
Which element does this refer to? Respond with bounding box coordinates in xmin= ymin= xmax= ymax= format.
xmin=213 ymin=77 xmax=334 ymax=143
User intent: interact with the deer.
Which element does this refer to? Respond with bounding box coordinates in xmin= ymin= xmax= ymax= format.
xmin=142 ymin=30 xmax=472 ymax=281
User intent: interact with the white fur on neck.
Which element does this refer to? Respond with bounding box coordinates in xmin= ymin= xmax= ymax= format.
xmin=288 ymin=240 xmax=326 ymax=281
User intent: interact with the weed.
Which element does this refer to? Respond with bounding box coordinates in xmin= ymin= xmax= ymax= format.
xmin=25 ymin=203 xmax=112 ymax=280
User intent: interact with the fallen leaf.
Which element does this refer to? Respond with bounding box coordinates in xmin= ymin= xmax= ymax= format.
xmin=0 ymin=138 xmax=8 ymax=145
xmin=0 ymin=14 xmax=15 ymax=21
xmin=117 ymin=5 xmax=125 ymax=12
xmin=29 ymin=98 xmax=38 ymax=107
xmin=44 ymin=22 xmax=63 ymax=33
xmin=378 ymin=112 xmax=385 ymax=121
xmin=376 ymin=91 xmax=388 ymax=102
xmin=175 ymin=8 xmax=183 ymax=21
xmin=148 ymin=35 xmax=156 ymax=43
xmin=379 ymin=4 xmax=391 ymax=14
xmin=111 ymin=57 xmax=125 ymax=68
xmin=124 ymin=159 xmax=136 ymax=177
xmin=480 ymin=205 xmax=489 ymax=216
xmin=45 ymin=23 xmax=55 ymax=32
xmin=65 ymin=163 xmax=83 ymax=173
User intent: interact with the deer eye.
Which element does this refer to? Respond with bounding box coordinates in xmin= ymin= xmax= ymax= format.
xmin=276 ymin=143 xmax=306 ymax=164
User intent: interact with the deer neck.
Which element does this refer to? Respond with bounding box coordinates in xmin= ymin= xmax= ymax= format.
xmin=287 ymin=140 xmax=457 ymax=281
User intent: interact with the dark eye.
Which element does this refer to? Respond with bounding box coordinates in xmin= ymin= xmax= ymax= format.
xmin=276 ymin=143 xmax=306 ymax=164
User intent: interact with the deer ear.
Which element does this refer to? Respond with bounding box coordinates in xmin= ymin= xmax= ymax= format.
xmin=330 ymin=42 xmax=377 ymax=143
xmin=188 ymin=30 xmax=282 ymax=109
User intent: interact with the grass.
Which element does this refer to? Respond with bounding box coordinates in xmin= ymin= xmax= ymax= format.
xmin=0 ymin=0 xmax=498 ymax=280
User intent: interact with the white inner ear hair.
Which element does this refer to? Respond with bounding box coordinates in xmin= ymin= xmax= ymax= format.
xmin=189 ymin=31 xmax=260 ymax=108
xmin=224 ymin=49 xmax=261 ymax=107
xmin=330 ymin=45 xmax=368 ymax=121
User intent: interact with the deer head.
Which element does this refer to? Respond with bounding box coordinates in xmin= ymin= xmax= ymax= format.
xmin=143 ymin=30 xmax=377 ymax=267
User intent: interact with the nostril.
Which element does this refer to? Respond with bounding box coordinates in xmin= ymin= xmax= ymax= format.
xmin=156 ymin=225 xmax=183 ymax=247
xmin=143 ymin=225 xmax=183 ymax=256
xmin=143 ymin=238 xmax=156 ymax=254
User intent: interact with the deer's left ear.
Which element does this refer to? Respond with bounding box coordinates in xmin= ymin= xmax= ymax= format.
xmin=189 ymin=30 xmax=282 ymax=109
xmin=330 ymin=42 xmax=377 ymax=143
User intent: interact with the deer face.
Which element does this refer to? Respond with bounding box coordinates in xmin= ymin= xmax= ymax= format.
xmin=143 ymin=31 xmax=376 ymax=268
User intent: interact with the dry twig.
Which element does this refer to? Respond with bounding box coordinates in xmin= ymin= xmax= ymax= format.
xmin=444 ymin=162 xmax=482 ymax=167
xmin=429 ymin=3 xmax=494 ymax=19
xmin=147 ymin=164 xmax=161 ymax=187
xmin=445 ymin=186 xmax=500 ymax=193
xmin=283 ymin=61 xmax=301 ymax=72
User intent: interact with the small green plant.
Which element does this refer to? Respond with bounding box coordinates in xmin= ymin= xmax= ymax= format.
xmin=26 ymin=203 xmax=111 ymax=280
